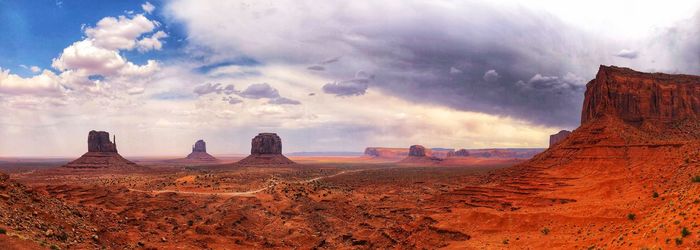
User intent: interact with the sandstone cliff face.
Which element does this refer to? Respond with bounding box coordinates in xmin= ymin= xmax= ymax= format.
xmin=549 ymin=130 xmax=571 ymax=147
xmin=408 ymin=145 xmax=426 ymax=157
xmin=251 ymin=133 xmax=283 ymax=155
xmin=581 ymin=65 xmax=700 ymax=127
xmin=192 ymin=140 xmax=207 ymax=153
xmin=87 ymin=131 xmax=117 ymax=153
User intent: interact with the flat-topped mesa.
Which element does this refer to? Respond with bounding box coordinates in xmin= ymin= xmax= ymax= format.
xmin=581 ymin=65 xmax=700 ymax=127
xmin=549 ymin=130 xmax=571 ymax=147
xmin=88 ymin=130 xmax=117 ymax=153
xmin=408 ymin=145 xmax=426 ymax=157
xmin=237 ymin=133 xmax=295 ymax=165
xmin=63 ymin=130 xmax=139 ymax=169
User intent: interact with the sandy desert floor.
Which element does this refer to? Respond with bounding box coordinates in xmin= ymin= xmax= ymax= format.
xmin=1 ymin=153 xmax=699 ymax=249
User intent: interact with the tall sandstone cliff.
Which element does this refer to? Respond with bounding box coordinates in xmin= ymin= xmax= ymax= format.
xmin=581 ymin=65 xmax=700 ymax=127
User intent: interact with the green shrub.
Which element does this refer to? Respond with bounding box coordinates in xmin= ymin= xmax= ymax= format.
xmin=0 ymin=228 xmax=6 ymax=234
xmin=691 ymin=176 xmax=700 ymax=182
xmin=681 ymin=227 xmax=690 ymax=237
xmin=627 ymin=213 xmax=636 ymax=220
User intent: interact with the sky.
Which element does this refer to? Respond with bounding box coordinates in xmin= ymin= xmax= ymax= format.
xmin=0 ymin=0 xmax=699 ymax=157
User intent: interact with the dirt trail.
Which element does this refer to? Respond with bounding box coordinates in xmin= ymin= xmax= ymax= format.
xmin=128 ymin=169 xmax=363 ymax=197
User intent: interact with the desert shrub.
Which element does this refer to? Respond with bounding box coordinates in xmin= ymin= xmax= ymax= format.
xmin=681 ymin=227 xmax=690 ymax=237
xmin=627 ymin=213 xmax=636 ymax=220
xmin=541 ymin=227 xmax=550 ymax=235
xmin=50 ymin=245 xmax=60 ymax=250
xmin=652 ymin=192 xmax=659 ymax=198
xmin=691 ymin=176 xmax=700 ymax=182
xmin=675 ymin=238 xmax=683 ymax=245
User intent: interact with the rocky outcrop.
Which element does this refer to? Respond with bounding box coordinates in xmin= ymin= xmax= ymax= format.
xmin=87 ymin=130 xmax=117 ymax=153
xmin=237 ymin=133 xmax=295 ymax=165
xmin=63 ymin=130 xmax=140 ymax=169
xmin=549 ymin=130 xmax=571 ymax=147
xmin=185 ymin=139 xmax=217 ymax=161
xmin=408 ymin=145 xmax=426 ymax=157
xmin=581 ymin=65 xmax=700 ymax=127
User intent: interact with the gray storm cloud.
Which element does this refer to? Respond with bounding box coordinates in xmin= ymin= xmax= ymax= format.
xmin=169 ymin=0 xmax=700 ymax=127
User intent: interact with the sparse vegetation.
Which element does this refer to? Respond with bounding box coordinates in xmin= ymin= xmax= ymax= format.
xmin=627 ymin=213 xmax=636 ymax=220
xmin=681 ymin=227 xmax=690 ymax=237
xmin=652 ymin=191 xmax=659 ymax=198
xmin=691 ymin=175 xmax=700 ymax=182
xmin=541 ymin=227 xmax=550 ymax=235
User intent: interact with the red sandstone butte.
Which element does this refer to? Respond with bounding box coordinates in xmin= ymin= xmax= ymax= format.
xmin=185 ymin=139 xmax=218 ymax=161
xmin=63 ymin=130 xmax=140 ymax=169
xmin=237 ymin=133 xmax=295 ymax=165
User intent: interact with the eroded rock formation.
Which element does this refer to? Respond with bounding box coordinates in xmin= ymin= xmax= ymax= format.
xmin=63 ymin=130 xmax=140 ymax=169
xmin=581 ymin=65 xmax=700 ymax=127
xmin=237 ymin=133 xmax=295 ymax=165
xmin=549 ymin=130 xmax=571 ymax=147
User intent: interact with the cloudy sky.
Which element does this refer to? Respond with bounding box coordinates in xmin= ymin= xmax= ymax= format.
xmin=0 ymin=0 xmax=698 ymax=157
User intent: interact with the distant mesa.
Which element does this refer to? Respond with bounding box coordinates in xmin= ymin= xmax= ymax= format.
xmin=429 ymin=148 xmax=454 ymax=158
xmin=549 ymin=130 xmax=571 ymax=147
xmin=448 ymin=149 xmax=470 ymax=157
xmin=185 ymin=139 xmax=218 ymax=161
xmin=63 ymin=130 xmax=140 ymax=169
xmin=364 ymin=147 xmax=408 ymax=158
xmin=237 ymin=133 xmax=295 ymax=165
